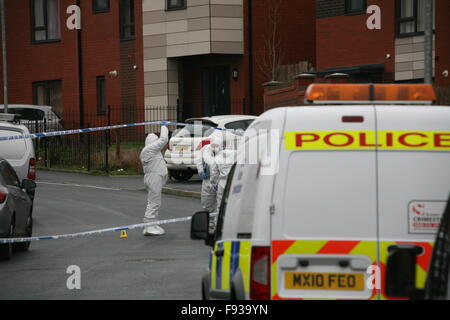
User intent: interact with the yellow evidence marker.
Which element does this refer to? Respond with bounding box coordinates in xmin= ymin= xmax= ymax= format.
xmin=120 ymin=230 xmax=128 ymax=239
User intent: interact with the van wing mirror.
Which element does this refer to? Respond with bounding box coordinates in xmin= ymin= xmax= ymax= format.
xmin=385 ymin=244 xmax=425 ymax=299
xmin=190 ymin=211 xmax=210 ymax=241
xmin=22 ymin=179 xmax=37 ymax=193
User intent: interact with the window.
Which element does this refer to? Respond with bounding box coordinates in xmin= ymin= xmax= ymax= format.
xmin=33 ymin=80 xmax=63 ymax=116
xmin=120 ymin=0 xmax=135 ymax=40
xmin=167 ymin=0 xmax=186 ymax=11
xmin=1 ymin=162 xmax=21 ymax=188
xmin=93 ymin=0 xmax=109 ymax=13
xmin=31 ymin=0 xmax=61 ymax=42
xmin=398 ymin=0 xmax=435 ymax=36
xmin=224 ymin=120 xmax=254 ymax=131
xmin=345 ymin=0 xmax=366 ymax=14
xmin=96 ymin=76 xmax=106 ymax=115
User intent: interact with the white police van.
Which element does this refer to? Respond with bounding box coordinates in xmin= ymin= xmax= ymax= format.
xmin=191 ymin=83 xmax=450 ymax=300
xmin=0 ymin=114 xmax=37 ymax=185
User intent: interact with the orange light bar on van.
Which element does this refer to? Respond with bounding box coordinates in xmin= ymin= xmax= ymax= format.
xmin=305 ymin=84 xmax=436 ymax=104
xmin=305 ymin=84 xmax=370 ymax=102
xmin=373 ymin=84 xmax=437 ymax=102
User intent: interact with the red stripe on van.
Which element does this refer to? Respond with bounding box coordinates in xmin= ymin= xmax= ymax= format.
xmin=271 ymin=240 xmax=295 ymax=263
xmin=317 ymin=241 xmax=360 ymax=254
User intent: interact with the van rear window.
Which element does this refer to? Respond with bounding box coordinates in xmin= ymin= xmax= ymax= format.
xmin=0 ymin=129 xmax=28 ymax=160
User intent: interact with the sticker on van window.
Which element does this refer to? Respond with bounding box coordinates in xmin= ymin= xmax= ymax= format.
xmin=408 ymin=201 xmax=447 ymax=234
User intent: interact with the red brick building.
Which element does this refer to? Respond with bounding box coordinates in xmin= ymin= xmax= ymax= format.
xmin=265 ymin=0 xmax=450 ymax=108
xmin=0 ymin=0 xmax=144 ymax=128
xmin=315 ymin=0 xmax=450 ymax=88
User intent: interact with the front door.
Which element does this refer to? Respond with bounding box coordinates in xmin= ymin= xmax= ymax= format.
xmin=202 ymin=67 xmax=230 ymax=117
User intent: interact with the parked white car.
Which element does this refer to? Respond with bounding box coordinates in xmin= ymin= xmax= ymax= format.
xmin=0 ymin=105 xmax=63 ymax=133
xmin=165 ymin=115 xmax=257 ymax=181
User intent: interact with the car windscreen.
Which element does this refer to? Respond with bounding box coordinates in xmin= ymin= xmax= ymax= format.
xmin=173 ymin=121 xmax=217 ymax=138
xmin=0 ymin=128 xmax=28 ymax=160
xmin=0 ymin=108 xmax=45 ymax=121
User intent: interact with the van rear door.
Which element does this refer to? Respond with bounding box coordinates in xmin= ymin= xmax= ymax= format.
xmin=0 ymin=126 xmax=29 ymax=180
xmin=375 ymin=106 xmax=450 ymax=299
xmin=271 ymin=106 xmax=379 ymax=300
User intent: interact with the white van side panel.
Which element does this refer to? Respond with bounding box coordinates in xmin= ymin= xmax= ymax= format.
xmin=0 ymin=125 xmax=33 ymax=181
xmin=271 ymin=106 xmax=378 ymax=300
xmin=376 ymin=106 xmax=450 ymax=241
xmin=282 ymin=151 xmax=378 ymax=240
xmin=272 ymin=106 xmax=378 ymax=240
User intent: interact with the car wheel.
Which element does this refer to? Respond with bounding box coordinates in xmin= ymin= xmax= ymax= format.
xmin=0 ymin=223 xmax=14 ymax=261
xmin=14 ymin=213 xmax=32 ymax=252
xmin=170 ymin=170 xmax=194 ymax=181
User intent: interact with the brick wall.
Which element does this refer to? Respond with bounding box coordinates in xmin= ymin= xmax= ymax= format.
xmin=316 ymin=0 xmax=395 ymax=80
xmin=435 ymin=0 xmax=450 ymax=88
xmin=246 ymin=0 xmax=316 ymax=115
xmin=0 ymin=0 xmax=144 ymax=125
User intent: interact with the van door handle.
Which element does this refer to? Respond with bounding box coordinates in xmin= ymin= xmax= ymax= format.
xmin=215 ymin=249 xmax=225 ymax=257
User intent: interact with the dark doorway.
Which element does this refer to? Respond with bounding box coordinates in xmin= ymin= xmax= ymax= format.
xmin=202 ymin=66 xmax=231 ymax=116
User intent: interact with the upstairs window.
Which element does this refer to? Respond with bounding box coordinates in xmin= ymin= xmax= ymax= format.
xmin=167 ymin=0 xmax=186 ymax=11
xmin=398 ymin=0 xmax=435 ymax=37
xmin=120 ymin=0 xmax=135 ymax=40
xmin=32 ymin=0 xmax=61 ymax=42
xmin=93 ymin=0 xmax=110 ymax=13
xmin=345 ymin=0 xmax=367 ymax=14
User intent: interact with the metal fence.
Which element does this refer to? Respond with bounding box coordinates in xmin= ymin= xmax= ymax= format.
xmin=21 ymin=105 xmax=180 ymax=173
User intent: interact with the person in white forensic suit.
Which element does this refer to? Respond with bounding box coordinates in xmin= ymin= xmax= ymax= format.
xmin=140 ymin=124 xmax=169 ymax=236
xmin=195 ymin=138 xmax=218 ymax=214
xmin=212 ymin=131 xmax=237 ymax=222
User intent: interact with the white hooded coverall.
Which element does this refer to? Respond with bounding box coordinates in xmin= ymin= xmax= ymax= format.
xmin=195 ymin=142 xmax=218 ymax=213
xmin=140 ymin=125 xmax=169 ymax=223
xmin=213 ymin=132 xmax=237 ymax=213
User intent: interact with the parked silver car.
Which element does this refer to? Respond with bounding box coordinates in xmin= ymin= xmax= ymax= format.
xmin=0 ymin=158 xmax=36 ymax=260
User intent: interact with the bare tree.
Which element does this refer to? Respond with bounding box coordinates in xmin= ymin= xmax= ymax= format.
xmin=256 ymin=0 xmax=284 ymax=83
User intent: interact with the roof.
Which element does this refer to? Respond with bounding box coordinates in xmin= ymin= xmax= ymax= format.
xmin=0 ymin=104 xmax=53 ymax=111
xmin=313 ymin=64 xmax=385 ymax=77
xmin=187 ymin=115 xmax=257 ymax=125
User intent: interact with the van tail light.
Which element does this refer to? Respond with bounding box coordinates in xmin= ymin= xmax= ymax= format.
xmin=196 ymin=139 xmax=210 ymax=151
xmin=250 ymin=246 xmax=271 ymax=300
xmin=0 ymin=190 xmax=7 ymax=204
xmin=28 ymin=158 xmax=36 ymax=180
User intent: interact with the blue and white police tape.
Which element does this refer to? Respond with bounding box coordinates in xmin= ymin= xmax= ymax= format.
xmin=0 ymin=120 xmax=239 ymax=142
xmin=0 ymin=212 xmax=219 ymax=244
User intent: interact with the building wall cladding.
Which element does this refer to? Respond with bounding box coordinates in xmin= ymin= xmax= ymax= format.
xmin=0 ymin=0 xmax=144 ymax=121
xmin=316 ymin=0 xmax=396 ymax=80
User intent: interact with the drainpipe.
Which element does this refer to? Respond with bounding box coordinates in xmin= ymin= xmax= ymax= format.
xmin=424 ymin=0 xmax=433 ymax=84
xmin=247 ymin=0 xmax=254 ymax=115
xmin=77 ymin=0 xmax=84 ymax=127
xmin=1 ymin=0 xmax=8 ymax=113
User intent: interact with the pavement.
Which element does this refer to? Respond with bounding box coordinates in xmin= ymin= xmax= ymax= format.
xmin=36 ymin=169 xmax=202 ymax=198
xmin=0 ymin=171 xmax=209 ymax=299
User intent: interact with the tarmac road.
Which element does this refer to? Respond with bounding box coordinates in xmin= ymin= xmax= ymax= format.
xmin=0 ymin=171 xmax=209 ymax=300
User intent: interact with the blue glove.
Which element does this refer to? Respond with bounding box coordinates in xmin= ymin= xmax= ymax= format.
xmin=199 ymin=172 xmax=209 ymax=180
